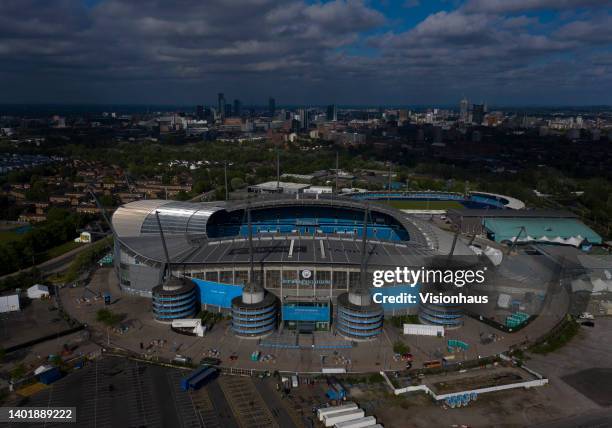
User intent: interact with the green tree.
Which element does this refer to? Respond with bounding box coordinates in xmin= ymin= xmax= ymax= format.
xmin=25 ymin=180 xmax=49 ymax=202
xmin=230 ymin=177 xmax=245 ymax=190
xmin=10 ymin=364 xmax=26 ymax=380
xmin=393 ymin=341 xmax=410 ymax=354
xmin=96 ymin=308 xmax=122 ymax=327
xmin=99 ymin=194 xmax=115 ymax=207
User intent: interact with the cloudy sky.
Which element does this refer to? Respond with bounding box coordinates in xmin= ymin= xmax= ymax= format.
xmin=1 ymin=0 xmax=611 ymax=106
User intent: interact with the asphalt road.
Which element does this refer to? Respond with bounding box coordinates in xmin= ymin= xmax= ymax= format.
xmin=253 ymin=378 xmax=299 ymax=428
xmin=206 ymin=380 xmax=240 ymax=428
xmin=21 ymin=356 xmax=235 ymax=428
xmin=0 ymin=242 xmax=93 ymax=281
xmin=533 ymin=409 xmax=612 ymax=428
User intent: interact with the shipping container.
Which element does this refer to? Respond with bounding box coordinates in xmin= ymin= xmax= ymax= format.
xmin=324 ymin=409 xmax=364 ymax=427
xmin=334 ymin=415 xmax=377 ymax=428
xmin=317 ymin=403 xmax=358 ymax=421
xmin=180 ymin=366 xmax=217 ymax=391
xmin=38 ymin=367 xmax=62 ymax=385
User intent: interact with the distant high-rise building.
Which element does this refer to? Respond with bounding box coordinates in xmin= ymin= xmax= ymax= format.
xmin=268 ymin=97 xmax=276 ymax=115
xmin=224 ymin=103 xmax=232 ymax=118
xmin=196 ymin=105 xmax=204 ymax=120
xmin=203 ymin=107 xmax=213 ymax=122
xmin=233 ymin=99 xmax=242 ymax=117
xmin=298 ymin=108 xmax=309 ymax=130
xmin=291 ymin=118 xmax=300 ymax=134
xmin=326 ymin=104 xmax=337 ymax=121
xmin=472 ymin=104 xmax=485 ymax=125
xmin=459 ymin=97 xmax=469 ymax=123
xmin=218 ymin=93 xmax=226 ymax=120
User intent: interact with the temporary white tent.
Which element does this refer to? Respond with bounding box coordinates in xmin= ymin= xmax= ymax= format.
xmin=171 ymin=319 xmax=205 ymax=337
xmin=484 ymin=246 xmax=503 ymax=266
xmin=0 ymin=294 xmax=20 ymax=313
xmin=27 ymin=284 xmax=50 ymax=299
xmin=403 ymin=323 xmax=445 ymax=337
xmin=497 ymin=293 xmax=512 ymax=309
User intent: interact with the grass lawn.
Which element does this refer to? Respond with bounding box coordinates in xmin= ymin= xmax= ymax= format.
xmin=384 ymin=200 xmax=465 ymax=210
xmin=43 ymin=240 xmax=84 ymax=259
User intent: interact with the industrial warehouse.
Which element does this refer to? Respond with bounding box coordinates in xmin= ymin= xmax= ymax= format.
xmin=110 ymin=190 xmax=603 ymax=343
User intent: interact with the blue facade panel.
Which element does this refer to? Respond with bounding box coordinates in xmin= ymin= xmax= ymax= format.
xmin=282 ymin=305 xmax=330 ymax=322
xmin=191 ymin=278 xmax=243 ymax=308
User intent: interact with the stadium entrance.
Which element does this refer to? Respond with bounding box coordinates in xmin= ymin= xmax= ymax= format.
xmin=281 ymin=298 xmax=331 ymax=332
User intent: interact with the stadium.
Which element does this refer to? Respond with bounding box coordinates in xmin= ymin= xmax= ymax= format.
xmin=110 ymin=186 xmax=605 ymax=342
xmin=111 ymin=195 xmax=479 ymax=339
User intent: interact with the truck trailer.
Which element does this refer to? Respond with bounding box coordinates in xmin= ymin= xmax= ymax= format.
xmin=317 ymin=403 xmax=358 ymax=421
xmin=334 ymin=416 xmax=377 ymax=428
xmin=180 ymin=366 xmax=217 ymax=391
xmin=324 ymin=409 xmax=365 ymax=427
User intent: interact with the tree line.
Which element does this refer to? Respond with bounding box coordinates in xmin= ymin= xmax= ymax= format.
xmin=0 ymin=208 xmax=92 ymax=276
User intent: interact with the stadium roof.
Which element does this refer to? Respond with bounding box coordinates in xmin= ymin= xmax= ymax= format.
xmin=120 ymin=235 xmax=443 ymax=267
xmin=112 ymin=197 xmax=476 ymax=265
xmin=112 ymin=200 xmax=225 ymax=237
xmin=448 ymin=209 xmax=578 ymax=219
xmin=112 ymin=197 xmax=438 ymax=246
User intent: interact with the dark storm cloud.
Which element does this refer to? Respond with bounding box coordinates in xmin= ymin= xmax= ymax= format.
xmin=0 ymin=0 xmax=385 ymax=89
xmin=464 ymin=0 xmax=612 ymax=13
xmin=0 ymin=0 xmax=610 ymax=104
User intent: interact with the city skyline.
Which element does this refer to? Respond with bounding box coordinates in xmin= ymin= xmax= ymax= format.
xmin=0 ymin=0 xmax=611 ymax=105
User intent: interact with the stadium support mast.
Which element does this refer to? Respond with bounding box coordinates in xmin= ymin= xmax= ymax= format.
xmin=151 ymin=212 xmax=198 ymax=321
xmin=155 ymin=211 xmax=172 ymax=280
xmin=224 ymin=160 xmax=229 ymax=201
xmin=335 ymin=151 xmax=339 ymax=193
xmin=247 ymin=201 xmax=254 ymax=286
xmin=276 ymin=150 xmax=280 ymax=191
xmin=359 ymin=203 xmax=369 ymax=290
xmin=230 ymin=199 xmax=278 ymax=336
xmin=448 ymin=230 xmax=459 ymax=260
xmin=448 ymin=218 xmax=462 ymax=260
xmin=87 ymin=188 xmax=117 ymax=238
xmin=336 ymin=201 xmax=383 ymax=340
xmin=508 ymin=226 xmax=527 ymax=255
xmin=124 ymin=171 xmax=134 ymax=196
xmin=387 ymin=162 xmax=392 ymax=203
